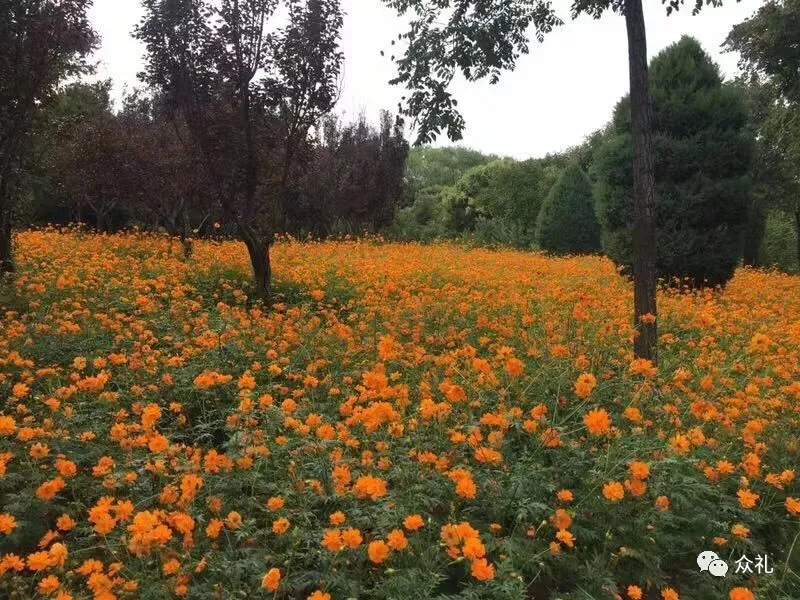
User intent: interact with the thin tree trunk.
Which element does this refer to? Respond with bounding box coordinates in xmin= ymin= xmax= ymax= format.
xmin=180 ymin=206 xmax=193 ymax=259
xmin=625 ymin=0 xmax=658 ymax=363
xmin=241 ymin=226 xmax=271 ymax=300
xmin=795 ymin=207 xmax=800 ymax=271
xmin=0 ymin=215 xmax=13 ymax=277
xmin=0 ymin=174 xmax=14 ymax=277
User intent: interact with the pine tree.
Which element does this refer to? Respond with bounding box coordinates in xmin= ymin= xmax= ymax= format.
xmin=535 ymin=163 xmax=602 ymax=255
xmin=594 ymin=36 xmax=753 ymax=286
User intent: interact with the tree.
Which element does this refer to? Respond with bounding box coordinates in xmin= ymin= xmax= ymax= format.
xmin=404 ymin=146 xmax=495 ymax=203
xmin=117 ymin=92 xmax=214 ymax=256
xmin=593 ymin=37 xmax=753 ymax=287
xmin=726 ymin=0 xmax=800 ymax=268
xmin=442 ymin=159 xmax=553 ymax=247
xmin=381 ymin=0 xmax=730 ymax=361
xmin=536 ymin=162 xmax=601 ymax=255
xmin=0 ymin=0 xmax=97 ymax=275
xmin=291 ymin=111 xmax=409 ymax=235
xmin=136 ymin=0 xmax=344 ymax=299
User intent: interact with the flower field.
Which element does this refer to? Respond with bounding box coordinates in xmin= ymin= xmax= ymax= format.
xmin=1 ymin=230 xmax=800 ymax=600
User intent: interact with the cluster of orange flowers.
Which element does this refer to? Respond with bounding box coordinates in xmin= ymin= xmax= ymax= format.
xmin=1 ymin=230 xmax=799 ymax=599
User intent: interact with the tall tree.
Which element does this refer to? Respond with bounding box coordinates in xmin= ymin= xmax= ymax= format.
xmin=0 ymin=0 xmax=97 ymax=275
xmin=381 ymin=0 xmax=729 ymax=362
xmin=536 ymin=162 xmax=602 ymax=255
xmin=726 ymin=0 xmax=800 ymax=267
xmin=593 ymin=37 xmax=753 ymax=287
xmin=136 ymin=0 xmax=343 ymax=299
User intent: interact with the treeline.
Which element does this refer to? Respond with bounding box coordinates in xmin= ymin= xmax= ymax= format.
xmin=393 ymin=35 xmax=800 ymax=281
xmin=23 ymin=81 xmax=408 ymax=241
xmin=4 ymin=0 xmax=799 ymax=297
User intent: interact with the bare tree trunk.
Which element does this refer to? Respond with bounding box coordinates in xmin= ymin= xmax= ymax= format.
xmin=625 ymin=0 xmax=658 ymax=363
xmin=0 ymin=174 xmax=14 ymax=277
xmin=241 ymin=225 xmax=271 ymax=300
xmin=0 ymin=215 xmax=13 ymax=277
xmin=795 ymin=207 xmax=800 ymax=270
xmin=180 ymin=206 xmax=193 ymax=259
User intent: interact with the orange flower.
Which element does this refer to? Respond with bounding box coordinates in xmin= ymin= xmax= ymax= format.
xmin=731 ymin=524 xmax=750 ymax=537
xmin=226 ymin=511 xmax=243 ymax=529
xmin=0 ymin=415 xmax=17 ymax=436
xmin=322 ymin=528 xmax=344 ymax=552
xmin=627 ymin=585 xmax=643 ymax=600
xmin=329 ymin=511 xmax=346 ymax=525
xmin=307 ymin=592 xmax=330 ymax=600
xmin=205 ymin=519 xmax=223 ymax=539
xmin=272 ymin=517 xmax=290 ymax=534
xmin=0 ymin=513 xmax=16 ymax=535
xmin=556 ymin=528 xmax=575 ymax=548
xmin=368 ymin=540 xmax=390 ymax=564
xmin=729 ymin=588 xmax=754 ymax=600
xmin=386 ymin=529 xmax=408 ymax=550
xmin=602 ymin=481 xmax=624 ymax=502
xmin=628 ymin=461 xmax=650 ymax=480
xmin=353 ymin=476 xmax=387 ymax=501
xmin=786 ymin=497 xmax=800 ymax=516
xmin=661 ymin=589 xmax=679 ymax=600
xmin=505 ymin=357 xmax=524 ymax=377
xmin=556 ymin=489 xmax=574 ymax=503
xmin=36 ymin=478 xmax=66 ymax=501
xmin=56 ymin=515 xmax=76 ymax=532
xmin=37 ymin=575 xmax=60 ymax=594
xmin=655 ymin=496 xmax=670 ymax=511
xmin=574 ymin=373 xmax=597 ymax=398
xmin=584 ymin=407 xmax=611 ymax=435
xmin=737 ymin=489 xmax=759 ymax=509
xmin=262 ymin=568 xmax=281 ymax=591
xmin=470 ymin=558 xmax=495 ymax=581
xmin=403 ymin=514 xmax=424 ymax=531
xmin=163 ymin=558 xmax=181 ymax=575
xmin=551 ymin=509 xmax=572 ymax=530
xmin=342 ymin=527 xmax=363 ymax=548
xmin=267 ymin=496 xmax=285 ymax=511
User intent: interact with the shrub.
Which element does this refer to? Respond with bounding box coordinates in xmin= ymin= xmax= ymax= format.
xmin=758 ymin=210 xmax=799 ymax=273
xmin=535 ymin=162 xmax=601 ymax=255
xmin=593 ymin=36 xmax=753 ymax=286
xmin=391 ymin=185 xmax=448 ymax=241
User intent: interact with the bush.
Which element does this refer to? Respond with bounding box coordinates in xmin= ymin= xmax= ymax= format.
xmin=593 ymin=36 xmax=753 ymax=286
xmin=391 ymin=185 xmax=449 ymax=241
xmin=535 ymin=162 xmax=601 ymax=255
xmin=758 ymin=210 xmax=799 ymax=273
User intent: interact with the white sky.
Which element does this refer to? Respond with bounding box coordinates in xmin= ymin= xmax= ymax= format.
xmin=89 ymin=0 xmax=763 ymax=160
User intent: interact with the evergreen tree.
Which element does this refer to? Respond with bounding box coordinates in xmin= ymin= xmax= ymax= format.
xmin=535 ymin=162 xmax=601 ymax=255
xmin=593 ymin=36 xmax=753 ymax=286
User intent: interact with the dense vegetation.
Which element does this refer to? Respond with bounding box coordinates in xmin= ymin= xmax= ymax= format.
xmin=1 ymin=231 xmax=800 ymax=600
xmin=3 ymin=2 xmax=800 ymax=600
xmin=594 ymin=37 xmax=753 ymax=286
xmin=535 ymin=162 xmax=602 ymax=255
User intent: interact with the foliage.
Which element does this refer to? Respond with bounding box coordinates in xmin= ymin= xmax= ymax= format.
xmin=727 ymin=1 xmax=800 ymax=270
xmin=1 ymin=230 xmax=796 ymax=600
xmin=394 ymin=157 xmax=559 ymax=248
xmin=290 ymin=111 xmax=409 ymax=236
xmin=759 ymin=210 xmax=800 ymax=273
xmin=535 ymin=162 xmax=601 ymax=255
xmin=593 ymin=36 xmax=753 ymax=286
xmin=391 ymin=185 xmax=449 ymax=241
xmin=135 ymin=0 xmax=344 ymax=297
xmin=726 ymin=0 xmax=800 ymax=105
xmin=0 ymin=0 xmax=97 ymax=273
xmin=405 ymin=146 xmax=496 ymax=203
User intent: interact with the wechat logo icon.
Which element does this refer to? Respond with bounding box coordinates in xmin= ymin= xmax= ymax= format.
xmin=697 ymin=551 xmax=728 ymax=577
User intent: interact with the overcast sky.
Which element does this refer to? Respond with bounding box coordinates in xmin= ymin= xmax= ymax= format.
xmin=89 ymin=0 xmax=763 ymax=160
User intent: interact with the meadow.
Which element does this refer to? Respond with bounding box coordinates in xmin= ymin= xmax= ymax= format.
xmin=1 ymin=230 xmax=799 ymax=600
